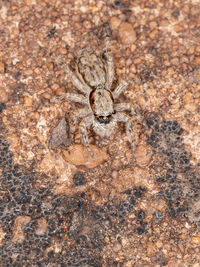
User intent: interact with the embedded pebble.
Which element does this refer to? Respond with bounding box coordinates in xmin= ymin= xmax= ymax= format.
xmin=23 ymin=96 xmax=33 ymax=107
xmin=135 ymin=144 xmax=152 ymax=167
xmin=195 ymin=56 xmax=200 ymax=64
xmin=149 ymin=29 xmax=158 ymax=39
xmin=0 ymin=86 xmax=8 ymax=102
xmin=118 ymin=22 xmax=136 ymax=44
xmin=151 ymin=199 xmax=168 ymax=212
xmin=35 ymin=218 xmax=48 ymax=236
xmin=171 ymin=57 xmax=179 ymax=65
xmin=0 ymin=228 xmax=6 ymax=246
xmin=83 ymin=20 xmax=92 ymax=29
xmin=12 ymin=216 xmax=31 ymax=243
xmin=0 ymin=61 xmax=5 ymax=74
xmin=113 ymin=242 xmax=122 ymax=252
xmin=192 ymin=236 xmax=200 ymax=245
xmin=110 ymin=16 xmax=121 ymax=30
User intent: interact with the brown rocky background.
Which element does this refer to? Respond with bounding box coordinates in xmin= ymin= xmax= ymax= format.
xmin=0 ymin=0 xmax=200 ymax=266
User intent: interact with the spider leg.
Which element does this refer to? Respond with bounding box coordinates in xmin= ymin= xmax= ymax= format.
xmin=103 ymin=31 xmax=115 ymax=90
xmin=51 ymin=92 xmax=88 ymax=105
xmin=114 ymin=112 xmax=135 ymax=154
xmin=51 ymin=54 xmax=91 ymax=94
xmin=79 ymin=115 xmax=93 ymax=154
xmin=112 ymin=80 xmax=129 ymax=99
xmin=114 ymin=103 xmax=147 ymax=127
xmin=70 ymin=107 xmax=91 ymax=141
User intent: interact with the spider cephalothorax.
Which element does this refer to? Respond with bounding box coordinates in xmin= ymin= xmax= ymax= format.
xmin=89 ymin=88 xmax=115 ymax=122
xmin=52 ymin=27 xmax=145 ymax=153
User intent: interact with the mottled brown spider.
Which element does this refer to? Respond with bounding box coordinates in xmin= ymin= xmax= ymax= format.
xmin=51 ymin=29 xmax=145 ymax=154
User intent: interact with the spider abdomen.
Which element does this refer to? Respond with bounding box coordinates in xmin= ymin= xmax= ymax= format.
xmin=77 ymin=49 xmax=106 ymax=88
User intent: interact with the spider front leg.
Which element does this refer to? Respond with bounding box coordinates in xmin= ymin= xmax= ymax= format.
xmin=112 ymin=80 xmax=129 ymax=100
xmin=103 ymin=30 xmax=115 ymax=90
xmin=114 ymin=112 xmax=135 ymax=154
xmin=51 ymin=92 xmax=88 ymax=105
xmin=51 ymin=54 xmax=91 ymax=94
xmin=79 ymin=115 xmax=93 ymax=155
xmin=115 ymin=103 xmax=147 ymax=127
xmin=70 ymin=107 xmax=91 ymax=142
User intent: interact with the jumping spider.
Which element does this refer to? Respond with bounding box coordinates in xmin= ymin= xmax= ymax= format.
xmin=51 ymin=29 xmax=145 ymax=154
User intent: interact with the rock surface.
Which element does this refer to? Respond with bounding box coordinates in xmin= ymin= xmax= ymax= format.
xmin=0 ymin=0 xmax=200 ymax=266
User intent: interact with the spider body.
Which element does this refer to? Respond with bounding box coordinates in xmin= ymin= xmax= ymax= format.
xmin=52 ymin=28 xmax=145 ymax=153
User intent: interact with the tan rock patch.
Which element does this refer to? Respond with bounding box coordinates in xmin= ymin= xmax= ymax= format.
xmin=62 ymin=144 xmax=109 ymax=169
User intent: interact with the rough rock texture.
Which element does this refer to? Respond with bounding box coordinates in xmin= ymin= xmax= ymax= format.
xmin=0 ymin=0 xmax=200 ymax=266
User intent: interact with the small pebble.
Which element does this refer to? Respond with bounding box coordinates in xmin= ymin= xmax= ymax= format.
xmin=171 ymin=57 xmax=179 ymax=65
xmin=0 ymin=228 xmax=6 ymax=246
xmin=0 ymin=61 xmax=5 ymax=74
xmin=111 ymin=170 xmax=118 ymax=179
xmin=118 ymin=22 xmax=136 ymax=45
xmin=149 ymin=29 xmax=158 ymax=39
xmin=195 ymin=46 xmax=200 ymax=53
xmin=113 ymin=242 xmax=122 ymax=252
xmin=23 ymin=96 xmax=33 ymax=107
xmin=35 ymin=218 xmax=48 ymax=235
xmin=110 ymin=16 xmax=121 ymax=30
xmin=149 ymin=21 xmax=157 ymax=30
xmin=83 ymin=20 xmax=92 ymax=29
xmin=173 ymin=24 xmax=182 ymax=33
xmin=135 ymin=144 xmax=152 ymax=167
xmin=192 ymin=236 xmax=200 ymax=245
xmin=0 ymin=87 xmax=8 ymax=103
xmin=129 ymin=64 xmax=136 ymax=73
xmin=24 ymin=68 xmax=33 ymax=75
xmin=195 ymin=56 xmax=200 ymax=64
xmin=187 ymin=46 xmax=195 ymax=54
xmin=12 ymin=216 xmax=31 ymax=243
